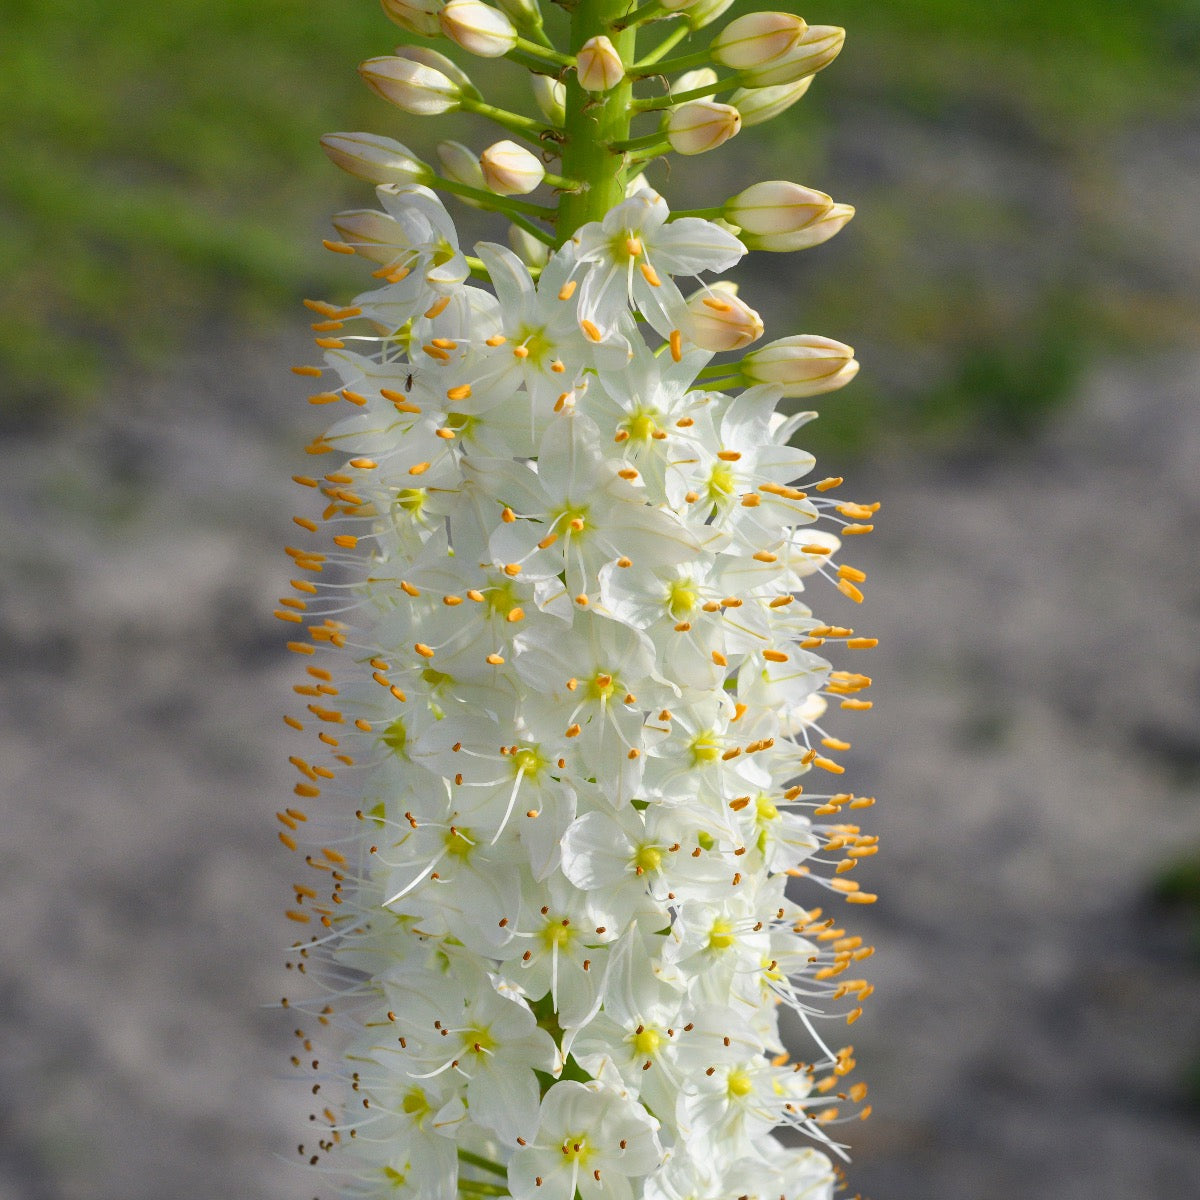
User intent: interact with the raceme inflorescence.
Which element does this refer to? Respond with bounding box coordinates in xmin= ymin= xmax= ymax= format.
xmin=277 ymin=3 xmax=879 ymax=1198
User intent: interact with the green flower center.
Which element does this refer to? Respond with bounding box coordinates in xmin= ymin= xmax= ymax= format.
xmin=515 ymin=323 xmax=553 ymax=366
xmin=707 ymin=462 xmax=736 ymax=500
xmin=667 ymin=578 xmax=698 ymax=617
xmin=444 ymin=826 xmax=476 ymax=859
xmin=382 ymin=717 xmax=408 ymax=757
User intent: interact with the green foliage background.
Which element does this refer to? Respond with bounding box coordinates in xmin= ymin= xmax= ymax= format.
xmin=3 ymin=0 xmax=1198 ymax=445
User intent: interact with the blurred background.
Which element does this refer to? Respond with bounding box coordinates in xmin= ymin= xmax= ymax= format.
xmin=2 ymin=1 xmax=1199 ymax=1197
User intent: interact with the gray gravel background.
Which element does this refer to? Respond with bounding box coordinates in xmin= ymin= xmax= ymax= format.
xmin=3 ymin=153 xmax=1199 ymax=1200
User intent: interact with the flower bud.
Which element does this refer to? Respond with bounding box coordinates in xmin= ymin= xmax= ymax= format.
xmin=359 ymin=56 xmax=462 ymax=114
xmin=748 ymin=203 xmax=854 ymax=252
xmin=729 ymin=77 xmax=812 ymax=126
xmin=712 ymin=12 xmax=806 ymax=70
xmin=320 ymin=132 xmax=430 ymax=185
xmin=392 ymin=44 xmax=478 ymax=92
xmin=723 ymin=181 xmax=855 ymax=250
xmin=737 ymin=25 xmax=845 ymax=88
xmin=665 ymin=100 xmax=741 ymax=156
xmin=439 ymin=0 xmax=517 ymax=57
xmin=480 ymin=139 xmax=545 ymax=195
xmin=673 ymin=67 xmax=719 ymax=101
xmin=508 ymin=223 xmax=550 ymax=269
xmin=493 ymin=0 xmax=541 ymax=27
xmin=576 ymin=35 xmax=624 ymax=92
xmin=725 ymin=181 xmax=830 ymax=235
xmin=437 ymin=140 xmax=487 ymax=199
xmin=660 ymin=0 xmax=700 ymax=9
xmin=683 ymin=0 xmax=734 ymax=29
xmin=380 ymin=0 xmax=443 ymax=38
xmin=741 ymin=334 xmax=859 ymax=397
xmin=684 ymin=283 xmax=764 ymax=351
xmin=530 ymin=72 xmax=565 ymax=123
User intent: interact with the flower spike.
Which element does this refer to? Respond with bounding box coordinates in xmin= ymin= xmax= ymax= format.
xmin=281 ymin=5 xmax=880 ymax=1199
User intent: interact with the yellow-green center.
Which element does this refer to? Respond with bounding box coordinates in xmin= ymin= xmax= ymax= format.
xmin=511 ymin=745 xmax=546 ymax=779
xmin=727 ymin=1070 xmax=753 ymax=1097
xmin=755 ymin=794 xmax=779 ymax=822
xmin=708 ymin=918 xmax=736 ymax=951
xmin=632 ymin=1027 xmax=662 ymax=1056
xmin=667 ymin=578 xmax=698 ymax=618
xmin=560 ymin=1134 xmax=593 ymax=1164
xmin=395 ymin=488 xmax=426 ymax=515
xmin=515 ymin=324 xmax=553 ymax=366
xmin=690 ymin=730 xmax=721 ymax=764
xmin=634 ymin=843 xmax=663 ymax=873
xmin=625 ymin=407 xmax=660 ymax=442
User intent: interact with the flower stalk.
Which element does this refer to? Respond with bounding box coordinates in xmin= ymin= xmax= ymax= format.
xmin=279 ymin=4 xmax=879 ymax=1199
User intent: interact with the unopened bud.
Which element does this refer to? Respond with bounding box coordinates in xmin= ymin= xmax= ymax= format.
xmin=320 ymin=133 xmax=430 ymax=185
xmin=508 ymin=224 xmax=550 ymax=269
xmin=666 ymin=100 xmax=741 ymax=156
xmin=437 ymin=141 xmax=487 ymax=201
xmin=393 ymin=45 xmax=478 ymax=92
xmin=673 ymin=67 xmax=719 ymax=101
xmin=439 ymin=0 xmax=517 ymax=57
xmin=730 ymin=77 xmax=812 ymax=126
xmin=684 ymin=284 xmax=764 ymax=352
xmin=493 ymin=0 xmax=541 ymax=27
xmin=713 ymin=12 xmax=807 ymax=71
xmin=724 ymin=181 xmax=854 ymax=250
xmin=737 ymin=25 xmax=845 ymax=88
xmin=741 ymin=334 xmax=859 ymax=397
xmin=531 ymin=73 xmax=566 ymax=123
xmin=684 ymin=0 xmax=734 ymax=29
xmin=576 ymin=35 xmax=624 ymax=92
xmin=660 ymin=0 xmax=701 ymax=9
xmin=480 ymin=139 xmax=546 ymax=195
xmin=380 ymin=0 xmax=443 ymax=38
xmin=359 ymin=56 xmax=463 ymax=114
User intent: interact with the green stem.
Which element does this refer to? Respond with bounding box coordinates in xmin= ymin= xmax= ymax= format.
xmin=457 ymin=1181 xmax=510 ymax=1197
xmin=461 ymin=96 xmax=556 ymax=147
xmin=632 ymin=45 xmax=709 ymax=76
xmin=633 ymin=75 xmax=737 ymax=111
xmin=672 ymin=205 xmax=724 ymax=219
xmin=458 ymin=1150 xmax=509 ymax=1178
xmin=695 ymin=363 xmax=738 ymax=384
xmin=610 ymin=130 xmax=667 ymax=152
xmin=555 ymin=0 xmax=640 ymax=241
xmin=429 ymin=173 xmax=555 ymax=220
xmin=514 ymin=36 xmax=576 ymax=68
xmin=629 ymin=20 xmax=691 ymax=67
xmin=613 ymin=0 xmax=667 ymax=29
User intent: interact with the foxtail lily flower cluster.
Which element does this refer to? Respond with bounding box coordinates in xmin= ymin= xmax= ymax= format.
xmin=278 ymin=3 xmax=879 ymax=1198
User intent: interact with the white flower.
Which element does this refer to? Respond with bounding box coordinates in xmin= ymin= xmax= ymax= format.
xmin=570 ymin=191 xmax=746 ymax=340
xmin=508 ymin=1080 xmax=662 ymax=1200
